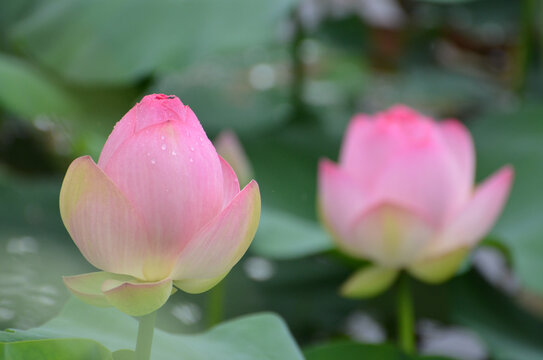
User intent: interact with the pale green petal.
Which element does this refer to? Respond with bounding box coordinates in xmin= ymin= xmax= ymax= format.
xmin=340 ymin=266 xmax=398 ymax=298
xmin=173 ymin=274 xmax=226 ymax=294
xmin=408 ymin=247 xmax=468 ymax=284
xmin=102 ymin=278 xmax=173 ymax=316
xmin=63 ymin=271 xmax=134 ymax=308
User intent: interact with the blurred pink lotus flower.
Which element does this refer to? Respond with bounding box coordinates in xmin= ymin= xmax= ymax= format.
xmin=214 ymin=130 xmax=254 ymax=187
xmin=318 ymin=105 xmax=513 ymax=297
xmin=60 ymin=94 xmax=261 ymax=315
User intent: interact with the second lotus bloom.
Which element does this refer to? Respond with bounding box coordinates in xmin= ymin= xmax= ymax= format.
xmin=318 ymin=105 xmax=513 ymax=297
xmin=60 ymin=94 xmax=261 ymax=315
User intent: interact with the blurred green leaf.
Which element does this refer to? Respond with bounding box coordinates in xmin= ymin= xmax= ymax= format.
xmin=304 ymin=341 xmax=454 ymax=360
xmin=0 ymin=54 xmax=140 ymax=158
xmin=0 ymin=171 xmax=92 ymax=331
xmin=0 ymin=297 xmax=304 ymax=360
xmin=0 ymin=53 xmax=79 ymax=119
xmin=361 ymin=68 xmax=505 ymax=118
xmin=0 ymin=0 xmax=39 ymax=47
xmin=305 ymin=342 xmax=399 ymax=360
xmin=9 ymin=0 xmax=296 ymax=85
xmin=0 ymin=338 xmax=113 ymax=360
xmin=450 ymin=273 xmax=543 ymax=360
xmin=415 ymin=0 xmax=477 ymax=3
xmin=112 ymin=349 xmax=135 ymax=360
xmin=245 ymin=129 xmax=335 ymax=219
xmin=251 ymin=207 xmax=333 ymax=259
xmin=152 ymin=58 xmax=289 ymax=135
xmin=470 ymin=103 xmax=543 ymax=294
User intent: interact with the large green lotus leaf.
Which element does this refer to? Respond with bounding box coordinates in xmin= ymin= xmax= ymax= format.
xmin=0 ymin=53 xmax=79 ymax=119
xmin=0 ymin=338 xmax=113 ymax=360
xmin=0 ymin=171 xmax=93 ymax=331
xmin=469 ymin=103 xmax=543 ymax=294
xmin=242 ymin=128 xmax=339 ymax=259
xmin=450 ymin=273 xmax=543 ymax=360
xmin=304 ymin=341 xmax=453 ymax=360
xmin=0 ymin=297 xmax=304 ymax=360
xmin=0 ymin=54 xmax=139 ymax=157
xmin=9 ymin=0 xmax=296 ymax=85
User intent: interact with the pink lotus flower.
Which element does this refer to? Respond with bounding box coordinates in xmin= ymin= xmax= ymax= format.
xmin=60 ymin=94 xmax=261 ymax=315
xmin=214 ymin=130 xmax=254 ymax=187
xmin=318 ymin=105 xmax=513 ymax=297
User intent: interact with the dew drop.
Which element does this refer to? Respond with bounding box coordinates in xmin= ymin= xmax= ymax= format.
xmin=161 ymin=144 xmax=167 ymax=150
xmin=190 ymin=146 xmax=194 ymax=152
xmin=171 ymin=151 xmax=177 ymax=156
xmin=161 ymin=136 xmax=165 ymax=140
xmin=199 ymin=136 xmax=203 ymax=142
xmin=189 ymin=158 xmax=194 ymax=163
xmin=151 ymin=159 xmax=156 ymax=164
xmin=146 ymin=152 xmax=151 ymax=157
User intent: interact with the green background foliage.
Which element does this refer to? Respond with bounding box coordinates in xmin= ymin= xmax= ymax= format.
xmin=1 ymin=0 xmax=543 ymax=359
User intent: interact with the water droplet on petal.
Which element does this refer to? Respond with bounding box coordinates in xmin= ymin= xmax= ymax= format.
xmin=190 ymin=146 xmax=194 ymax=151
xmin=161 ymin=144 xmax=167 ymax=150
xmin=189 ymin=158 xmax=194 ymax=163
xmin=146 ymin=152 xmax=151 ymax=157
xmin=171 ymin=151 xmax=177 ymax=156
xmin=151 ymin=159 xmax=156 ymax=164
xmin=161 ymin=136 xmax=165 ymax=140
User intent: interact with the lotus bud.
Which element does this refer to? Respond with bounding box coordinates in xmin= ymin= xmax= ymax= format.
xmin=318 ymin=105 xmax=513 ymax=297
xmin=60 ymin=94 xmax=261 ymax=316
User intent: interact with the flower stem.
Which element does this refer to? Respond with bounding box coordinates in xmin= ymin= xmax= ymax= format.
xmin=208 ymin=281 xmax=225 ymax=327
xmin=289 ymin=9 xmax=310 ymax=124
xmin=397 ymin=274 xmax=415 ymax=354
xmin=135 ymin=311 xmax=156 ymax=360
xmin=513 ymin=0 xmax=535 ymax=95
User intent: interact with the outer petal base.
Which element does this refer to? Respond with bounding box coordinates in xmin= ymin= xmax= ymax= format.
xmin=63 ymin=272 xmax=173 ymax=316
xmin=103 ymin=278 xmax=173 ymax=317
xmin=349 ymin=203 xmax=434 ymax=267
xmin=340 ymin=266 xmax=398 ymax=298
xmin=173 ymin=274 xmax=226 ymax=294
xmin=408 ymin=247 xmax=468 ymax=284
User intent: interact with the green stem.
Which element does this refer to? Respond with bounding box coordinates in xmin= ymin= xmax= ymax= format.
xmin=397 ymin=274 xmax=415 ymax=354
xmin=207 ymin=281 xmax=225 ymax=327
xmin=135 ymin=311 xmax=156 ymax=360
xmin=513 ymin=0 xmax=535 ymax=95
xmin=289 ymin=10 xmax=309 ymax=125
